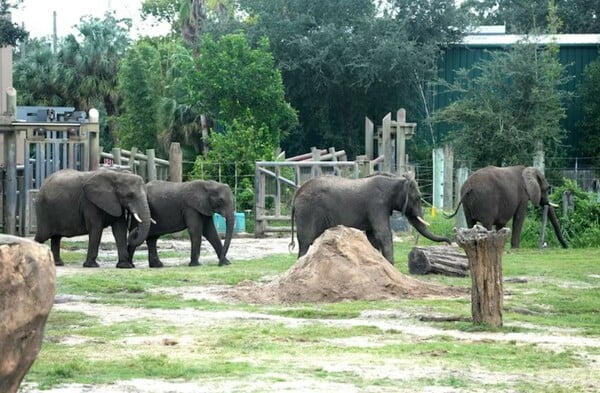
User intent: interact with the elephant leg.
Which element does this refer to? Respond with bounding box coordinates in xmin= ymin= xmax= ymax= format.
xmin=203 ymin=216 xmax=229 ymax=266
xmin=146 ymin=236 xmax=164 ymax=268
xmin=373 ymin=227 xmax=394 ymax=264
xmin=510 ymin=207 xmax=528 ymax=248
xmin=50 ymin=236 xmax=64 ymax=266
xmin=113 ymin=220 xmax=134 ymax=269
xmin=186 ymin=213 xmax=204 ymax=266
xmin=83 ymin=226 xmax=102 ymax=268
xmin=366 ymin=231 xmax=382 ymax=252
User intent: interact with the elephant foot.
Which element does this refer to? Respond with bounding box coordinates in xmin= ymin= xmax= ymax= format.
xmin=54 ymin=259 xmax=65 ymax=266
xmin=83 ymin=261 xmax=100 ymax=268
xmin=149 ymin=259 xmax=164 ymax=268
xmin=218 ymin=258 xmax=231 ymax=267
xmin=188 ymin=261 xmax=203 ymax=267
xmin=116 ymin=261 xmax=135 ymax=269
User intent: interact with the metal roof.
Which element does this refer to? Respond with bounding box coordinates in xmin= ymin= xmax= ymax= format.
xmin=461 ymin=33 xmax=600 ymax=47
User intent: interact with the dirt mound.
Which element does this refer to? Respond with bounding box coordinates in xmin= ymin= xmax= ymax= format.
xmin=228 ymin=226 xmax=466 ymax=304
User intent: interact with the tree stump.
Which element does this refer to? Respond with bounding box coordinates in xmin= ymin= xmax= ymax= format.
xmin=455 ymin=225 xmax=510 ymax=328
xmin=408 ymin=245 xmax=469 ymax=276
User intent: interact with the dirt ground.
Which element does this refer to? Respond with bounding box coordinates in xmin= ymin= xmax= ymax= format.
xmin=18 ymin=231 xmax=600 ymax=393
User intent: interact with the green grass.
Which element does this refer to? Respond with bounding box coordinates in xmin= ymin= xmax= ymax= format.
xmin=22 ymin=237 xmax=600 ymax=392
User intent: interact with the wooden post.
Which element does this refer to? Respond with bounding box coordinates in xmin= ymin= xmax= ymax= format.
xmin=455 ymin=225 xmax=510 ymax=328
xmin=111 ymin=147 xmax=122 ymax=166
xmin=364 ymin=117 xmax=374 ymax=160
xmin=146 ymin=149 xmax=157 ymax=181
xmin=129 ymin=147 xmax=138 ymax=173
xmin=311 ymin=147 xmax=321 ymax=177
xmin=455 ymin=166 xmax=469 ymax=228
xmin=432 ymin=147 xmax=444 ymax=211
xmin=382 ymin=113 xmax=392 ymax=173
xmin=4 ymin=129 xmax=17 ymax=234
xmin=168 ymin=142 xmax=182 ymax=182
xmin=443 ymin=144 xmax=454 ymax=210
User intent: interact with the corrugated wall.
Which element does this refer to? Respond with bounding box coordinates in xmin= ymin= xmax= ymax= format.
xmin=434 ymin=42 xmax=599 ymax=147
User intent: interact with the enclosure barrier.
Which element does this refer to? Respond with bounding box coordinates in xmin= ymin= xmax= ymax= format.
xmin=254 ymin=160 xmax=360 ymax=237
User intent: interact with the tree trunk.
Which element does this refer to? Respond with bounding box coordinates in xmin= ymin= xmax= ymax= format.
xmin=455 ymin=225 xmax=510 ymax=328
xmin=408 ymin=245 xmax=469 ymax=276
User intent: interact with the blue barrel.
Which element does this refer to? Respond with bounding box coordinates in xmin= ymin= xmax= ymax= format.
xmin=213 ymin=212 xmax=246 ymax=234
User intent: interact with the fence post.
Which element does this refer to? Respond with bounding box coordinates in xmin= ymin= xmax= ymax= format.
xmin=146 ymin=149 xmax=157 ymax=181
xmin=129 ymin=147 xmax=138 ymax=173
xmin=382 ymin=113 xmax=392 ymax=173
xmin=311 ymin=147 xmax=322 ymax=177
xmin=111 ymin=147 xmax=122 ymax=166
xmin=168 ymin=142 xmax=182 ymax=182
xmin=432 ymin=148 xmax=444 ymax=213
xmin=364 ymin=117 xmax=374 ymax=159
xmin=443 ymin=144 xmax=454 ymax=210
xmin=455 ymin=166 xmax=469 ymax=228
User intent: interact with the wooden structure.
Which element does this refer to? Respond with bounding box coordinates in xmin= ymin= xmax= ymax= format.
xmin=455 ymin=225 xmax=510 ymax=328
xmin=408 ymin=245 xmax=469 ymax=277
xmin=254 ymin=159 xmax=360 ymax=236
xmin=100 ymin=146 xmax=173 ymax=183
xmin=364 ymin=108 xmax=416 ymax=175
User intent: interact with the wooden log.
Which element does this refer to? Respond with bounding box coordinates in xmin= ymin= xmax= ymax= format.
xmin=408 ymin=245 xmax=469 ymax=276
xmin=455 ymin=225 xmax=510 ymax=328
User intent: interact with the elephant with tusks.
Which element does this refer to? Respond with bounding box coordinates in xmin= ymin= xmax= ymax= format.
xmin=290 ymin=174 xmax=452 ymax=264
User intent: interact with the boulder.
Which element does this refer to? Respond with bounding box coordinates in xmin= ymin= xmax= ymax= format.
xmin=0 ymin=235 xmax=56 ymax=393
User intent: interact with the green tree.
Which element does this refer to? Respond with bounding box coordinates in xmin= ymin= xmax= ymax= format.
xmin=0 ymin=0 xmax=28 ymax=47
xmin=433 ymin=39 xmax=571 ymax=168
xmin=460 ymin=0 xmax=600 ymax=34
xmin=196 ymin=33 xmax=298 ymax=146
xmin=232 ymin=0 xmax=466 ymax=158
xmin=576 ymin=58 xmax=600 ymax=173
xmin=116 ymin=41 xmax=162 ymax=151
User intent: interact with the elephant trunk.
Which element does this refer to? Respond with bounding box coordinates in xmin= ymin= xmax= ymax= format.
xmin=547 ymin=205 xmax=568 ymax=248
xmin=221 ymin=212 xmax=235 ymax=262
xmin=127 ymin=199 xmax=151 ymax=248
xmin=408 ymin=215 xmax=452 ymax=245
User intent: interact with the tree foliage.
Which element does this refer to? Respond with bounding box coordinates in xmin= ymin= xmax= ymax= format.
xmin=433 ymin=40 xmax=571 ymax=168
xmin=460 ymin=0 xmax=600 ymax=34
xmin=0 ymin=0 xmax=28 ymax=47
xmin=196 ymin=33 xmax=297 ymax=147
xmin=576 ymin=58 xmax=600 ymax=173
xmin=231 ymin=0 xmax=466 ymax=158
xmin=116 ymin=41 xmax=162 ymax=151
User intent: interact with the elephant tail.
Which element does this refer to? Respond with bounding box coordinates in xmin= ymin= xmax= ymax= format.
xmin=443 ymin=197 xmax=464 ymax=219
xmin=288 ymin=205 xmax=296 ymax=253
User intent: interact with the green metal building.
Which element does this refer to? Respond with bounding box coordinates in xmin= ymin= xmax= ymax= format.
xmin=435 ymin=27 xmax=600 ymax=154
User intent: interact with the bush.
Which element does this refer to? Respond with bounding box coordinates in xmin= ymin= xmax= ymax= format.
xmin=520 ymin=179 xmax=600 ymax=248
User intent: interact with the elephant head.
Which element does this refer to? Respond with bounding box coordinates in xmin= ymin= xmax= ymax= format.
xmin=189 ymin=181 xmax=235 ymax=261
xmin=396 ymin=176 xmax=452 ymax=244
xmin=522 ymin=167 xmax=568 ymax=248
xmin=83 ymin=171 xmax=151 ymax=248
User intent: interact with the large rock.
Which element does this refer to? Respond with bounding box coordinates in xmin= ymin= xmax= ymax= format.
xmin=0 ymin=235 xmax=56 ymax=393
xmin=232 ymin=226 xmax=465 ymax=303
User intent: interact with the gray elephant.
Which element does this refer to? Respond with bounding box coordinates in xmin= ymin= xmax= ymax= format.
xmin=34 ymin=169 xmax=152 ymax=268
xmin=128 ymin=180 xmax=235 ymax=267
xmin=290 ymin=174 xmax=452 ymax=264
xmin=446 ymin=165 xmax=568 ymax=248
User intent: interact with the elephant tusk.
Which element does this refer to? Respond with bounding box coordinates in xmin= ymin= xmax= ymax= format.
xmin=549 ymin=202 xmax=559 ymax=208
xmin=151 ymin=218 xmax=157 ymax=224
xmin=133 ymin=213 xmax=142 ymax=223
xmin=417 ymin=216 xmax=430 ymax=226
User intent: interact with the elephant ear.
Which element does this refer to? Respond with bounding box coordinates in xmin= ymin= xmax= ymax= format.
xmin=83 ymin=172 xmax=123 ymax=217
xmin=188 ymin=182 xmax=221 ymax=216
xmin=522 ymin=167 xmax=542 ymax=206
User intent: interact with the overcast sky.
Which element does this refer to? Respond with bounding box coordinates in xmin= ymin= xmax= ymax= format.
xmin=11 ymin=0 xmax=169 ymax=39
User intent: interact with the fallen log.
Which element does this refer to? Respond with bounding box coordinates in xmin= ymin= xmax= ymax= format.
xmin=408 ymin=245 xmax=469 ymax=277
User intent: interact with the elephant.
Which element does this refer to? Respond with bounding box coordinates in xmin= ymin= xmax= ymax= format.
xmin=289 ymin=174 xmax=452 ymax=264
xmin=127 ymin=179 xmax=235 ymax=268
xmin=34 ymin=169 xmax=152 ymax=268
xmin=446 ymin=165 xmax=568 ymax=248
